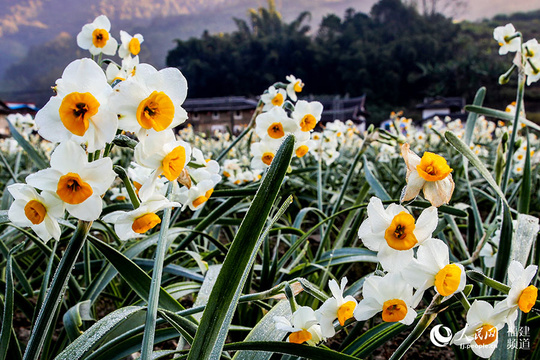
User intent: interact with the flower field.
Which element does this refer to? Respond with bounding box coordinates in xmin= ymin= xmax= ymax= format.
xmin=0 ymin=15 xmax=539 ymax=360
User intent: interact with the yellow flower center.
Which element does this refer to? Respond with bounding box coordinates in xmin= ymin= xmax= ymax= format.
xmin=24 ymin=200 xmax=47 ymax=225
xmin=136 ymin=91 xmax=175 ymax=131
xmin=262 ymin=152 xmax=274 ymax=166
xmin=223 ymin=171 xmax=231 ymax=178
xmin=288 ymin=329 xmax=312 ymax=344
xmin=294 ymin=80 xmax=304 ymax=93
xmin=267 ymin=122 xmax=285 ymax=139
xmin=128 ymin=37 xmax=141 ymax=55
xmin=162 ymin=145 xmax=187 ymax=181
xmin=132 ymin=213 xmax=161 ymax=234
xmin=416 ymin=152 xmax=452 ymax=181
xmin=59 ymin=92 xmax=100 ymax=136
xmin=192 ymin=195 xmax=208 ymax=208
xmin=434 ymin=264 xmax=462 ymax=296
xmin=337 ymin=301 xmax=356 ymax=326
xmin=92 ymin=28 xmax=109 ymax=48
xmin=382 ymin=299 xmax=408 ymax=322
xmin=57 ymin=173 xmax=93 ymax=204
xmin=271 ymin=93 xmax=284 ymax=106
xmin=384 ymin=212 xmax=417 ymax=250
xmin=205 ymin=188 xmax=214 ymax=199
xmin=300 ymin=114 xmax=317 ymax=132
xmin=518 ymin=285 xmax=538 ymax=313
xmin=474 ymin=324 xmax=497 ymax=346
xmin=296 ymin=145 xmax=309 ymax=158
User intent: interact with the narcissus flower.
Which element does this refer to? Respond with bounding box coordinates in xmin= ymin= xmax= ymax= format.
xmin=26 ymin=140 xmax=116 ymax=221
xmin=452 ymin=300 xmax=507 ymax=358
xmin=255 ymin=107 xmax=306 ymax=143
xmin=35 ymin=58 xmax=118 ymax=152
xmin=358 ymin=197 xmax=438 ymax=272
xmin=315 ymin=278 xmax=357 ymax=337
xmin=402 ymin=238 xmax=466 ymax=297
xmin=285 ymin=75 xmax=304 ymax=102
xmin=291 ymin=100 xmax=323 ymax=133
xmin=112 ymin=64 xmax=188 ymax=138
xmin=76 ymin=15 xmax=118 ymax=56
xmin=525 ymin=56 xmax=540 ymax=86
xmin=401 ymin=143 xmax=455 ymax=207
xmin=274 ymin=306 xmax=323 ymax=345
xmin=354 ymin=273 xmax=418 ymax=325
xmin=118 ymin=31 xmax=144 ymax=58
xmin=106 ymin=56 xmax=139 ymax=84
xmin=174 ymin=179 xmax=215 ymax=211
xmin=493 ymin=23 xmax=521 ymax=55
xmin=261 ymin=86 xmax=287 ymax=111
xmin=7 ymin=184 xmax=64 ymax=242
xmin=102 ymin=195 xmax=179 ymax=240
xmin=250 ymin=140 xmax=279 ymax=170
xmin=497 ymin=261 xmax=538 ymax=333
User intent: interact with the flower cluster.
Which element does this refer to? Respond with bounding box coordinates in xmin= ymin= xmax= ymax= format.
xmin=251 ymin=77 xmax=323 ymax=169
xmin=6 ymin=15 xmax=221 ymax=242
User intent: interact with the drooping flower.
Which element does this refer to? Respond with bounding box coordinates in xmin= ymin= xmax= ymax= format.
xmin=496 ymin=261 xmax=538 ymax=333
xmin=402 ymin=238 xmax=466 ymax=297
xmin=285 ymin=75 xmax=304 ymax=102
xmin=26 ymin=140 xmax=116 ymax=221
xmin=274 ymin=306 xmax=324 ymax=345
xmin=525 ymin=56 xmax=540 ymax=86
xmin=315 ymin=277 xmax=357 ymax=337
xmin=35 ymin=58 xmax=118 ymax=152
xmin=493 ymin=23 xmax=521 ymax=55
xmin=173 ymin=179 xmax=215 ymax=211
xmin=118 ymin=31 xmax=144 ymax=59
xmin=106 ymin=56 xmax=139 ymax=84
xmin=7 ymin=184 xmax=64 ymax=242
xmin=451 ymin=300 xmax=507 ymax=358
xmin=358 ymin=197 xmax=438 ymax=272
xmin=112 ymin=64 xmax=188 ymax=138
xmin=354 ymin=273 xmax=418 ymax=325
xmin=102 ymin=195 xmax=179 ymax=240
xmin=260 ymin=86 xmax=287 ymax=111
xmin=400 ymin=143 xmax=455 ymax=207
xmin=76 ymin=15 xmax=118 ymax=56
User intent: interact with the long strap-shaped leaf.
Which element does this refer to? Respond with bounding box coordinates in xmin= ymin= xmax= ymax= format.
xmin=0 ymin=256 xmax=14 ymax=360
xmin=186 ymin=135 xmax=295 ymax=360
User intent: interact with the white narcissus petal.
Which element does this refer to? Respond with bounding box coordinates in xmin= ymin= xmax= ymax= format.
xmin=273 ymin=316 xmax=296 ymax=333
xmin=413 ymin=207 xmax=438 ymax=243
xmin=507 ymin=260 xmax=525 ymax=285
xmin=377 ymin=243 xmax=414 ymax=272
xmin=26 ymin=169 xmax=63 ymax=192
xmin=417 ymin=238 xmax=449 ymax=270
xmin=467 ymin=300 xmax=493 ymax=327
xmin=471 ymin=341 xmax=498 ymax=359
xmin=401 ymin=259 xmax=436 ymax=289
xmin=35 ymin=97 xmax=71 ymax=143
xmin=400 ymin=307 xmax=417 ymax=325
xmin=66 ymin=195 xmax=103 ymax=221
xmin=93 ymin=15 xmax=111 ymax=31
xmin=422 ymin=175 xmax=454 ymax=207
xmin=353 ymin=297 xmax=382 ymax=321
xmin=8 ymin=199 xmax=33 ymax=227
xmin=366 ymin=197 xmax=391 ymax=233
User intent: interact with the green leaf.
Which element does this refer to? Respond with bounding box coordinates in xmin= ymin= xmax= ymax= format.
xmin=464 ymin=87 xmax=485 ymax=146
xmin=7 ymin=120 xmax=49 ymax=169
xmin=88 ymin=237 xmax=185 ymax=312
xmin=493 ymin=203 xmax=514 ymax=283
xmin=0 ymin=256 xmax=14 ymax=360
xmin=232 ymin=300 xmax=290 ymax=360
xmin=63 ymin=300 xmax=94 ymax=342
xmin=518 ymin=131 xmax=531 ymax=214
xmin=363 ymin=155 xmax=391 ymax=200
xmin=465 ymin=104 xmax=540 ymax=132
xmin=445 ymin=131 xmax=508 ymax=205
xmin=53 ymin=306 xmax=145 ymax=360
xmin=186 ymin=135 xmax=295 ymax=360
xmin=157 ymin=309 xmax=198 ymax=344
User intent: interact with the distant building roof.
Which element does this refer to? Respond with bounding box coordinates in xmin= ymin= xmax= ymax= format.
xmin=184 ymin=97 xmax=258 ymax=112
xmin=315 ymin=95 xmax=368 ymax=123
xmin=6 ymin=102 xmax=39 ymax=112
xmin=416 ymin=96 xmax=465 ymax=110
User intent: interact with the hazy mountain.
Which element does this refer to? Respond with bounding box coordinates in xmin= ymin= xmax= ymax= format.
xmin=0 ymin=0 xmax=539 ymax=104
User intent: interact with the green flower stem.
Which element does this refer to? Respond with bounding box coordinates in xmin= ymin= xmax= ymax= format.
xmin=466 ymin=270 xmax=511 ymax=293
xmin=501 ymin=63 xmax=526 ymax=194
xmin=389 ymin=295 xmax=441 ymax=360
xmin=113 ymin=165 xmax=141 ymax=209
xmin=23 ymin=220 xmax=92 ymax=360
xmin=456 ymin=291 xmax=471 ymax=312
xmin=140 ymin=182 xmax=174 ymax=360
xmin=215 ymin=101 xmax=262 ymax=162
